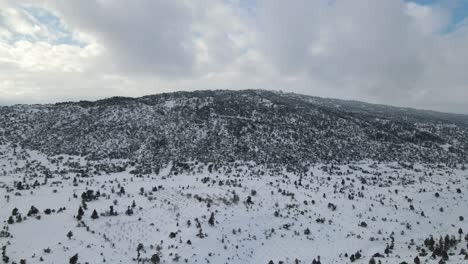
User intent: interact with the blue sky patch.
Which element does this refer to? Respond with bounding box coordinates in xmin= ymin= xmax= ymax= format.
xmin=19 ymin=5 xmax=84 ymax=46
xmin=407 ymin=0 xmax=468 ymax=32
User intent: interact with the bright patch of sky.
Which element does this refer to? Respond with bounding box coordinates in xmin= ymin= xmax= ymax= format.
xmin=407 ymin=0 xmax=468 ymax=32
xmin=16 ymin=5 xmax=83 ymax=46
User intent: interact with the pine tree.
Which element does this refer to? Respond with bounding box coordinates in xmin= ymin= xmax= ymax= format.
xmin=126 ymin=206 xmax=134 ymax=216
xmin=137 ymin=243 xmax=144 ymax=260
xmin=91 ymin=209 xmax=99 ymax=219
xmin=414 ymin=256 xmax=420 ymax=264
xmin=77 ymin=206 xmax=84 ymax=221
xmin=69 ymin=253 xmax=78 ymax=264
xmin=27 ymin=206 xmax=39 ymax=216
xmin=67 ymin=231 xmax=73 ymax=239
xmin=150 ymin=254 xmax=160 ymax=264
xmin=208 ymin=212 xmax=215 ymax=226
xmin=442 ymin=250 xmax=449 ymax=261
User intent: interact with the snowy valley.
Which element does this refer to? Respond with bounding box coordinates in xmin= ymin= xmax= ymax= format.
xmin=0 ymin=90 xmax=467 ymax=264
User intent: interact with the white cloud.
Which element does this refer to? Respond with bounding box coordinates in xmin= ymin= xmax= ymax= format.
xmin=0 ymin=40 xmax=101 ymax=72
xmin=46 ymin=0 xmax=198 ymax=76
xmin=405 ymin=2 xmax=450 ymax=35
xmin=257 ymin=0 xmax=468 ymax=113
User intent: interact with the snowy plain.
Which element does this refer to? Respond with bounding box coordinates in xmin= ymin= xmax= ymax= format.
xmin=1 ymin=144 xmax=467 ymax=264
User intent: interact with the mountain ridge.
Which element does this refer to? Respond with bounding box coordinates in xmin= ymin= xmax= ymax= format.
xmin=5 ymin=89 xmax=466 ymax=119
xmin=1 ymin=89 xmax=467 ymax=172
xmin=3 ymin=89 xmax=465 ymax=118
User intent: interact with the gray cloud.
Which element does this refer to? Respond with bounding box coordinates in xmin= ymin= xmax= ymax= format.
xmin=48 ymin=0 xmax=196 ymax=76
xmin=0 ymin=0 xmax=468 ymax=114
xmin=255 ymin=0 xmax=468 ymax=113
xmin=258 ymin=1 xmax=423 ymax=100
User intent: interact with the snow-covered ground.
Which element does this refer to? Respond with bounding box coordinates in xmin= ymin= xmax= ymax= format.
xmin=1 ymin=145 xmax=467 ymax=263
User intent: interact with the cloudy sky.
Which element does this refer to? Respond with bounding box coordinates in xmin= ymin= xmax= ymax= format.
xmin=0 ymin=0 xmax=467 ymax=114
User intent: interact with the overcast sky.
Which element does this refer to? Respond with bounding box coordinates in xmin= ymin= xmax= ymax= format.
xmin=0 ymin=0 xmax=467 ymax=114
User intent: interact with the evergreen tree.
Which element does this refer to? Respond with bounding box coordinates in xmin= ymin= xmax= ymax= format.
xmin=150 ymin=254 xmax=160 ymax=264
xmin=77 ymin=206 xmax=84 ymax=221
xmin=91 ymin=209 xmax=99 ymax=219
xmin=126 ymin=206 xmax=134 ymax=216
xmin=208 ymin=213 xmax=215 ymax=226
xmin=137 ymin=243 xmax=144 ymax=260
xmin=414 ymin=256 xmax=420 ymax=264
xmin=69 ymin=254 xmax=78 ymax=264
xmin=27 ymin=206 xmax=39 ymax=216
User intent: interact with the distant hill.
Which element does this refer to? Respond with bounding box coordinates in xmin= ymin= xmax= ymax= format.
xmin=1 ymin=90 xmax=467 ymax=173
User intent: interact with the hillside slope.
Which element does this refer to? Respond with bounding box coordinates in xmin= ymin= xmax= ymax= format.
xmin=1 ymin=90 xmax=467 ymax=171
xmin=1 ymin=90 xmax=467 ymax=264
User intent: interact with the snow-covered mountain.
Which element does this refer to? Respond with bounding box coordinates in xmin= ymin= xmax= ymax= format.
xmin=1 ymin=90 xmax=467 ymax=264
xmin=1 ymin=90 xmax=467 ymax=170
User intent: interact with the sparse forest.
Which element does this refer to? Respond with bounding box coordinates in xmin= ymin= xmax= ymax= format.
xmin=0 ymin=90 xmax=467 ymax=263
